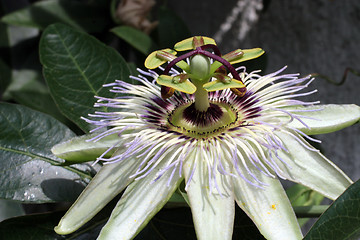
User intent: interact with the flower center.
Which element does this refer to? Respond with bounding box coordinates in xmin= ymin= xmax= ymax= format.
xmin=167 ymin=101 xmax=240 ymax=138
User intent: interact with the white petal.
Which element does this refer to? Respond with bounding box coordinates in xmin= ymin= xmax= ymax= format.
xmin=275 ymin=131 xmax=352 ymax=199
xmin=97 ymin=162 xmax=182 ymax=240
xmin=233 ymin=169 xmax=302 ymax=240
xmin=283 ymin=104 xmax=360 ymax=135
xmin=54 ymin=158 xmax=140 ymax=234
xmin=183 ymin=152 xmax=235 ymax=240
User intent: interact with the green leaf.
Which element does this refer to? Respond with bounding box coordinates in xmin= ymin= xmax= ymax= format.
xmin=52 ymin=133 xmax=119 ymax=162
xmin=10 ymin=90 xmax=69 ymax=125
xmin=287 ymin=184 xmax=324 ymax=207
xmin=4 ymin=66 xmax=68 ymax=123
xmin=0 ymin=200 xmax=25 ymax=222
xmin=167 ymin=191 xmax=187 ymax=206
xmin=0 ymin=58 xmax=11 ymax=95
xmin=304 ymin=179 xmax=360 ymax=240
xmin=0 ymin=20 xmax=11 ymax=93
xmin=1 ymin=27 xmax=43 ymax=99
xmin=4 ymin=69 xmax=47 ymax=97
xmin=0 ymin=103 xmax=93 ymax=203
xmin=0 ymin=17 xmax=40 ymax=97
xmin=286 ymin=184 xmax=324 ymax=226
xmin=0 ymin=211 xmax=106 ymax=240
xmin=1 ymin=0 xmax=110 ymax=32
xmin=157 ymin=6 xmax=192 ymax=48
xmin=40 ymin=23 xmax=131 ymax=132
xmin=111 ymin=26 xmax=157 ymax=55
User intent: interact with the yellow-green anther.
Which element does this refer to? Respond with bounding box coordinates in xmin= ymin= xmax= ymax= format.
xmin=213 ymin=72 xmax=232 ymax=84
xmin=203 ymin=79 xmax=245 ymax=92
xmin=144 ymin=48 xmax=177 ymax=69
xmin=156 ymin=50 xmax=177 ymax=62
xmin=222 ymin=49 xmax=244 ymax=63
xmin=174 ymin=36 xmax=217 ymax=51
xmin=229 ymin=48 xmax=265 ymax=64
xmin=172 ymin=74 xmax=189 ymax=83
xmin=192 ymin=36 xmax=205 ymax=48
xmin=157 ymin=75 xmax=196 ymax=94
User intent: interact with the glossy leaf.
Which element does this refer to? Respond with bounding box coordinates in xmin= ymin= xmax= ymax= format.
xmin=304 ymin=179 xmax=360 ymax=240
xmin=10 ymin=90 xmax=69 ymax=124
xmin=40 ymin=23 xmax=131 ymax=132
xmin=0 ymin=16 xmax=11 ymax=94
xmin=0 ymin=200 xmax=25 ymax=222
xmin=4 ymin=69 xmax=47 ymax=98
xmin=0 ymin=58 xmax=11 ymax=95
xmin=1 ymin=0 xmax=110 ymax=32
xmin=0 ymin=14 xmax=40 ymax=98
xmin=111 ymin=26 xmax=157 ymax=55
xmin=0 ymin=211 xmax=106 ymax=240
xmin=0 ymin=103 xmax=93 ymax=203
xmin=157 ymin=75 xmax=196 ymax=94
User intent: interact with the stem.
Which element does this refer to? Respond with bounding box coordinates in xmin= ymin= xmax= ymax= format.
xmin=293 ymin=205 xmax=329 ymax=218
xmin=193 ymin=79 xmax=210 ymax=111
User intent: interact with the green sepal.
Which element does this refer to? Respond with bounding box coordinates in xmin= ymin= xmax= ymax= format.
xmin=157 ymin=75 xmax=196 ymax=94
xmin=203 ymin=79 xmax=245 ymax=92
xmin=144 ymin=48 xmax=177 ymax=69
xmin=51 ymin=133 xmax=120 ymax=162
xmin=174 ymin=36 xmax=216 ymax=51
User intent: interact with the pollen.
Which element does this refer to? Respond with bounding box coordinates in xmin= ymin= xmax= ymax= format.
xmin=271 ymin=204 xmax=276 ymax=210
